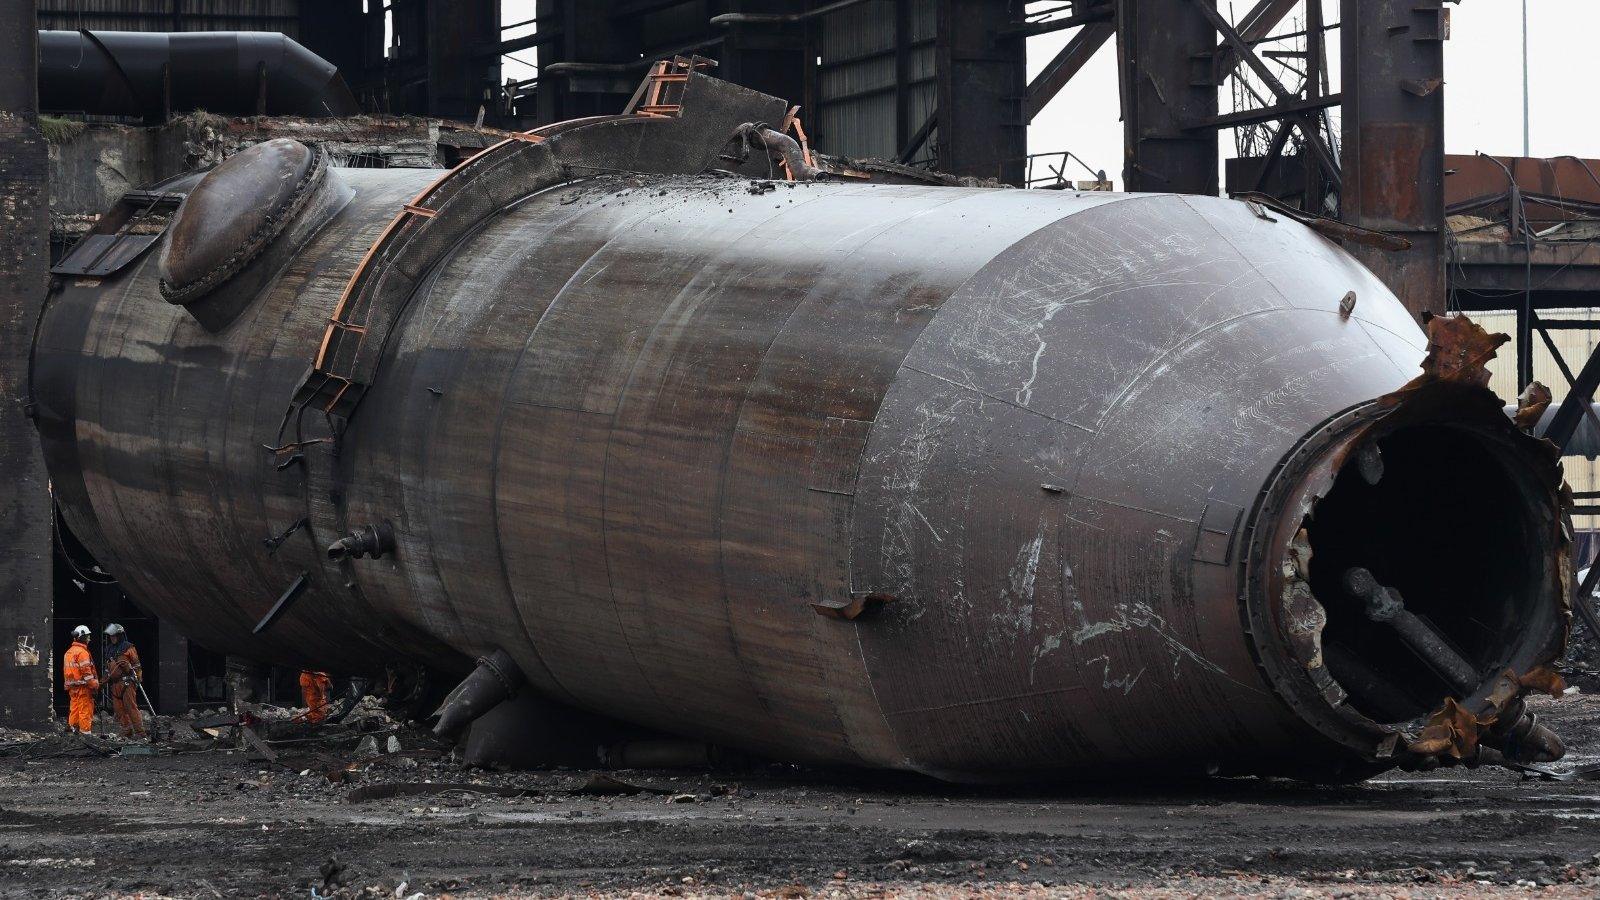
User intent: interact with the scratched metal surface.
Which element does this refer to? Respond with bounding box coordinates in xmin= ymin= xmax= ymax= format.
xmin=851 ymin=194 xmax=1426 ymax=776
xmin=35 ymin=172 xmax=1429 ymax=777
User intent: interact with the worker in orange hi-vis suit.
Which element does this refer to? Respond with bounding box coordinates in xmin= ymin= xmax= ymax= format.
xmin=62 ymin=625 xmax=99 ymax=733
xmin=103 ymin=623 xmax=147 ymax=738
xmin=299 ymin=670 xmax=333 ymax=723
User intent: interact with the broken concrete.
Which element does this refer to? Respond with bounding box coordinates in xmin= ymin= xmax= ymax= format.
xmin=45 ymin=112 xmax=506 ymax=249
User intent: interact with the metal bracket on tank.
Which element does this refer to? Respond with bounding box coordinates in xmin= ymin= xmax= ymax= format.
xmin=278 ymin=127 xmax=560 ymax=425
xmin=252 ymin=571 xmax=309 ymax=635
xmin=1192 ymin=499 xmax=1245 ymax=565
xmin=50 ymin=188 xmax=185 ymax=278
xmin=812 ymin=592 xmax=896 ymax=621
xmin=326 ymin=522 xmax=396 ymax=560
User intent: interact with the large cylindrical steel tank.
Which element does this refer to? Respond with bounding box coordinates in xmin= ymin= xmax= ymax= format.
xmin=32 ymin=104 xmax=1569 ymax=781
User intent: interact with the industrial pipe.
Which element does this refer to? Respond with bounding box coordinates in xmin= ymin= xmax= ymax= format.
xmin=1344 ymin=567 xmax=1481 ymax=695
xmin=1513 ymin=402 xmax=1600 ymax=458
xmin=38 ymin=30 xmax=360 ymax=119
xmin=709 ymin=0 xmax=874 ymax=25
xmin=433 ymin=649 xmax=525 ymax=737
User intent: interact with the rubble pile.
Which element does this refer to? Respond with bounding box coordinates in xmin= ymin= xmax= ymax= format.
xmin=0 ymin=694 xmax=452 ymax=776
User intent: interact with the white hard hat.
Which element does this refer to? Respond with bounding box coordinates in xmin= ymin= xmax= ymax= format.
xmin=71 ymin=625 xmax=91 ymax=641
xmin=104 ymin=623 xmax=124 ymax=638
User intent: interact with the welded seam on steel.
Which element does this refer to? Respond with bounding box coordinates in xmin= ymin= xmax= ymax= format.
xmin=486 ymin=187 xmax=682 ymax=716
xmin=712 ymin=188 xmax=974 ymax=763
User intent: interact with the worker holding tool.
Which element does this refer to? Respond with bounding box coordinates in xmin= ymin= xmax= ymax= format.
xmin=103 ymin=623 xmax=147 ymax=738
xmin=62 ymin=625 xmax=99 ymax=733
xmin=298 ymin=670 xmax=333 ymax=723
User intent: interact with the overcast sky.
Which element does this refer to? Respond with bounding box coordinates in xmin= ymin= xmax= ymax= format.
xmin=502 ymin=1 xmax=1599 ymax=189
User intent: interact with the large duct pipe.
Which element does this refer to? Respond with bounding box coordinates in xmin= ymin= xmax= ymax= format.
xmin=1514 ymin=403 xmax=1600 ymax=459
xmin=30 ymin=71 xmax=1571 ymax=782
xmin=38 ymin=30 xmax=360 ymax=119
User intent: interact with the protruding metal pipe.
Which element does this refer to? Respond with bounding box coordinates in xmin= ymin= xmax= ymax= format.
xmin=1344 ymin=567 xmax=1480 ymax=694
xmin=326 ymin=522 xmax=396 ymax=561
xmin=432 ymin=649 xmax=525 ymax=737
xmin=709 ymin=0 xmax=873 ymax=26
xmin=733 ymin=123 xmax=823 ymax=181
xmin=1487 ymin=696 xmax=1565 ymax=763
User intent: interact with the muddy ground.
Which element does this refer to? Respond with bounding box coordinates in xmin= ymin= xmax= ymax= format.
xmin=3 ymin=694 xmax=1600 ymax=899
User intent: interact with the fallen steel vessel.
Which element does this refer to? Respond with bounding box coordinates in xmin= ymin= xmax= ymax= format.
xmin=32 ymin=63 xmax=1571 ymax=781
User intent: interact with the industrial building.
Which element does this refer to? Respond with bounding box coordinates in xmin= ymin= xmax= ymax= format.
xmin=3 ymin=1 xmax=1600 ymax=897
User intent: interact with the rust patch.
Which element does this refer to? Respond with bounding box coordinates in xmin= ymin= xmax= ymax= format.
xmin=1409 ymin=697 xmax=1485 ymax=759
xmin=1481 ymin=668 xmax=1526 ymax=713
xmin=1518 ymin=664 xmax=1567 ymax=698
xmin=1409 ymin=666 xmax=1569 ymax=761
xmin=1358 ymin=122 xmax=1429 ymax=225
xmin=1515 ymin=381 xmax=1552 ymax=432
xmin=812 ymin=593 xmax=896 ymax=621
xmin=1414 ymin=313 xmax=1510 ymax=390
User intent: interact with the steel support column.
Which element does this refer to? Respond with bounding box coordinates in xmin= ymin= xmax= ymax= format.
xmin=1213 ymin=0 xmax=1302 ymax=80
xmin=157 ymin=617 xmax=188 ymax=714
xmin=426 ymin=0 xmax=499 ymax=120
xmin=1340 ymin=0 xmax=1447 ymax=322
xmin=1117 ymin=0 xmax=1219 ymax=194
xmin=717 ymin=2 xmax=808 ymax=112
xmin=935 ymin=0 xmax=1027 ymax=185
xmin=1025 ymin=22 xmax=1115 ymax=123
xmin=298 ymin=0 xmax=370 ymax=108
xmin=533 ymin=0 xmax=638 ymax=125
xmin=0 ymin=0 xmax=52 ymax=727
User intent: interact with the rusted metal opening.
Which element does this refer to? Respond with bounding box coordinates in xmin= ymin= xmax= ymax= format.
xmin=1245 ymin=320 xmax=1569 ymax=775
xmin=1307 ymin=421 xmax=1551 ymax=723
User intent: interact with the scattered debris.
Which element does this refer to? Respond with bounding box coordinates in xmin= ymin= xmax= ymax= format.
xmin=573 ymin=773 xmax=674 ymax=796
xmin=345 ymin=782 xmax=536 ymax=803
xmin=2 ymin=692 xmax=1600 ymax=896
xmin=346 ymin=771 xmax=674 ymax=803
xmin=238 ymin=725 xmax=277 ymax=762
xmin=318 ymin=856 xmax=347 ymax=891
